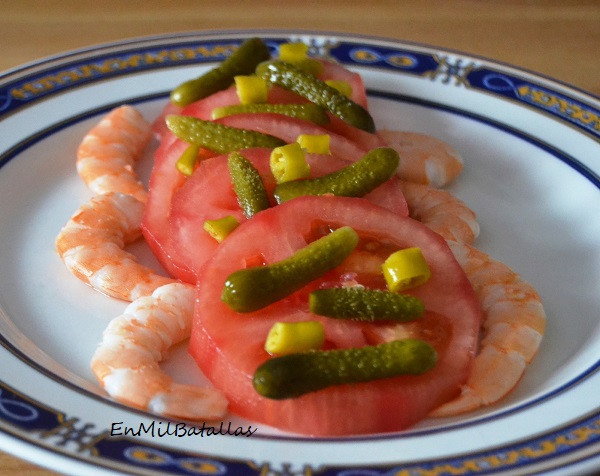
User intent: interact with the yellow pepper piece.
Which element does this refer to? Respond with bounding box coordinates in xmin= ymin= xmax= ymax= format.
xmin=203 ymin=215 xmax=240 ymax=242
xmin=279 ymin=42 xmax=310 ymax=63
xmin=325 ymin=79 xmax=353 ymax=98
xmin=270 ymin=142 xmax=311 ymax=183
xmin=234 ymin=75 xmax=268 ymax=104
xmin=175 ymin=143 xmax=201 ymax=176
xmin=296 ymin=134 xmax=331 ymax=154
xmin=382 ymin=247 xmax=431 ymax=292
xmin=265 ymin=321 xmax=325 ymax=355
xmin=278 ymin=42 xmax=323 ymax=76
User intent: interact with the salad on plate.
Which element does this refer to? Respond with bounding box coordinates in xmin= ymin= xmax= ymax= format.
xmin=54 ymin=37 xmax=546 ymax=437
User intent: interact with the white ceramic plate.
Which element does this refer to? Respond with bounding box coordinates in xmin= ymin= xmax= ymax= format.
xmin=1 ymin=30 xmax=599 ymax=476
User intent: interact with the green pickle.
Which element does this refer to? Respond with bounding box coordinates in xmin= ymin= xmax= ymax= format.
xmin=212 ymin=103 xmax=330 ymax=125
xmin=222 ymin=226 xmax=359 ymax=313
xmin=170 ymin=37 xmax=271 ymax=107
xmin=253 ymin=338 xmax=438 ymax=399
xmin=228 ymin=152 xmax=270 ymax=218
xmin=166 ymin=115 xmax=285 ymax=154
xmin=256 ymin=60 xmax=376 ymax=133
xmin=273 ymin=147 xmax=399 ymax=203
xmin=309 ymin=287 xmax=425 ymax=322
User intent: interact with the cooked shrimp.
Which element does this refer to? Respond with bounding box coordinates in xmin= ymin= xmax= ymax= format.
xmin=55 ymin=192 xmax=173 ymax=301
xmin=430 ymin=241 xmax=546 ymax=416
xmin=76 ymin=105 xmax=151 ymax=204
xmin=91 ymin=283 xmax=228 ymax=420
xmin=378 ymin=130 xmax=463 ymax=187
xmin=399 ymin=181 xmax=480 ymax=244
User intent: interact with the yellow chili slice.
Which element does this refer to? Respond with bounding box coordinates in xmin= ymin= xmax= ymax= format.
xmin=264 ymin=321 xmax=325 ymax=355
xmin=203 ymin=215 xmax=240 ymax=242
xmin=296 ymin=134 xmax=331 ymax=154
xmin=270 ymin=143 xmax=311 ymax=183
xmin=279 ymin=42 xmax=310 ymax=64
xmin=234 ymin=75 xmax=269 ymax=104
xmin=278 ymin=42 xmax=323 ymax=75
xmin=382 ymin=247 xmax=431 ymax=292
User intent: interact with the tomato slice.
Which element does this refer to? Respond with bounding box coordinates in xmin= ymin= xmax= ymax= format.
xmin=189 ymin=195 xmax=480 ymax=436
xmin=141 ymin=135 xmax=217 ymax=283
xmin=141 ymin=137 xmax=192 ymax=281
xmin=168 ymin=148 xmax=408 ymax=279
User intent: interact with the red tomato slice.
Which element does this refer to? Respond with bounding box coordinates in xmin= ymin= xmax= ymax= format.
xmin=168 ymin=148 xmax=408 ymax=278
xmin=168 ymin=148 xmax=273 ymax=280
xmin=141 ymin=136 xmax=217 ymax=283
xmin=189 ymin=196 xmax=480 ymax=436
xmin=141 ymin=138 xmax=193 ymax=281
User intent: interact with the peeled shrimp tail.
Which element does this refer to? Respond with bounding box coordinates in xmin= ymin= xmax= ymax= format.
xmin=399 ymin=181 xmax=480 ymax=244
xmin=77 ymin=105 xmax=151 ymax=203
xmin=55 ymin=192 xmax=173 ymax=301
xmin=378 ymin=130 xmax=463 ymax=187
xmin=91 ymin=283 xmax=228 ymax=420
xmin=431 ymin=241 xmax=546 ymax=416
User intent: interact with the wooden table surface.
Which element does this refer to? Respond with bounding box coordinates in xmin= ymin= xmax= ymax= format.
xmin=1 ymin=1 xmax=599 ymax=474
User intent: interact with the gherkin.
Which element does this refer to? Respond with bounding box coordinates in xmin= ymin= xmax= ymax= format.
xmin=170 ymin=37 xmax=271 ymax=107
xmin=221 ymin=226 xmax=359 ymax=313
xmin=166 ymin=115 xmax=285 ymax=154
xmin=253 ymin=339 xmax=438 ymax=399
xmin=227 ymin=152 xmax=270 ymax=219
xmin=309 ymin=287 xmax=425 ymax=322
xmin=256 ymin=59 xmax=376 ymax=133
xmin=273 ymin=147 xmax=399 ymax=203
xmin=212 ymin=103 xmax=330 ymax=125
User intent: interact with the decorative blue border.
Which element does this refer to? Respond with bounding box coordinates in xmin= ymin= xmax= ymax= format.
xmin=331 ymin=42 xmax=600 ymax=140
xmin=1 ymin=32 xmax=600 ymax=475
xmin=0 ymin=39 xmax=241 ymax=112
xmin=467 ymin=68 xmax=600 ymax=138
xmin=1 ymin=34 xmax=598 ymax=143
xmin=1 ymin=379 xmax=599 ymax=475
